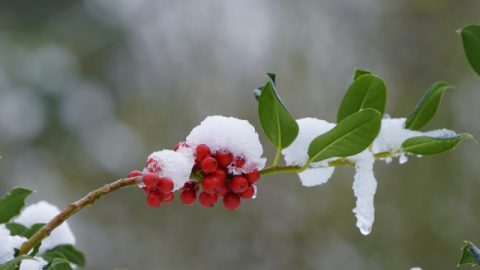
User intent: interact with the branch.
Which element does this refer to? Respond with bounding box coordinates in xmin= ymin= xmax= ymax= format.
xmin=16 ymin=176 xmax=139 ymax=256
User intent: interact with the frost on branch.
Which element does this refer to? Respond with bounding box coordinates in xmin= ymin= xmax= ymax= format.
xmin=14 ymin=201 xmax=76 ymax=253
xmin=186 ymin=115 xmax=266 ymax=174
xmin=282 ymin=118 xmax=335 ymax=186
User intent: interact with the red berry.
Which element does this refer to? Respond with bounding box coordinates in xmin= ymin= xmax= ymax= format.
xmin=199 ymin=192 xmax=218 ymax=208
xmin=201 ymin=156 xmax=218 ymax=174
xmin=182 ymin=180 xmax=199 ymax=192
xmin=234 ymin=157 xmax=245 ymax=168
xmin=231 ymin=176 xmax=249 ymax=194
xmin=217 ymin=182 xmax=230 ymax=197
xmin=128 ymin=170 xmax=142 ymax=178
xmin=215 ymin=150 xmax=233 ymax=167
xmin=245 ymin=169 xmax=260 ymax=184
xmin=146 ymin=192 xmax=161 ymax=208
xmin=201 ymin=175 xmax=221 ymax=194
xmin=223 ymin=193 xmax=241 ymax=211
xmin=180 ymin=190 xmax=196 ymax=205
xmin=240 ymin=185 xmax=255 ymax=199
xmin=143 ymin=173 xmax=159 ymax=189
xmin=195 ymin=144 xmax=211 ymax=161
xmin=213 ymin=168 xmax=227 ymax=182
xmin=163 ymin=192 xmax=174 ymax=204
xmin=173 ymin=141 xmax=190 ymax=151
xmin=157 ymin=177 xmax=174 ymax=194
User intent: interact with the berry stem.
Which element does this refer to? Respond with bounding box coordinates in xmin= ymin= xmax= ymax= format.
xmin=16 ymin=176 xmax=139 ymax=257
xmin=271 ymin=147 xmax=283 ymax=167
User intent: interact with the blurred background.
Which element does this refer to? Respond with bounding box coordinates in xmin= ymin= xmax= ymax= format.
xmin=0 ymin=0 xmax=479 ymax=269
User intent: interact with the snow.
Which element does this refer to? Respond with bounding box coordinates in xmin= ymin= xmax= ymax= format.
xmin=19 ymin=257 xmax=48 ymax=270
xmin=350 ymin=151 xmax=377 ymax=235
xmin=372 ymin=118 xmax=457 ymax=157
xmin=186 ymin=115 xmax=266 ymax=174
xmin=14 ymin=201 xmax=76 ymax=253
xmin=410 ymin=267 xmax=422 ymax=270
xmin=143 ymin=150 xmax=195 ymax=191
xmin=0 ymin=224 xmax=27 ymax=264
xmin=282 ymin=118 xmax=336 ymax=187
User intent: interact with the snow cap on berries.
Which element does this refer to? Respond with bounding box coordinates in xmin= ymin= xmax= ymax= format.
xmin=282 ymin=118 xmax=336 ymax=187
xmin=186 ymin=116 xmax=266 ymax=174
xmin=14 ymin=201 xmax=76 ymax=253
xmin=143 ymin=150 xmax=194 ymax=191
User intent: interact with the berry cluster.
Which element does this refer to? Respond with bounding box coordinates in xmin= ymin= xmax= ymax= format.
xmin=128 ymin=143 xmax=260 ymax=211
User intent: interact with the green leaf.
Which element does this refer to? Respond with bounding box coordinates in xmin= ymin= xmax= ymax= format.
xmin=458 ymin=241 xmax=480 ymax=266
xmin=337 ymin=74 xmax=386 ymax=122
xmin=47 ymin=258 xmax=73 ymax=270
xmin=0 ymin=256 xmax=33 ymax=270
xmin=0 ymin=187 xmax=33 ymax=224
xmin=46 ymin=245 xmax=85 ymax=267
xmin=43 ymin=252 xmax=68 ymax=263
xmin=405 ymin=81 xmax=453 ymax=130
xmin=22 ymin=223 xmax=45 ymax=238
xmin=253 ymin=73 xmax=276 ymax=100
xmin=402 ymin=133 xmax=472 ymax=155
xmin=258 ymin=73 xmax=299 ymax=149
xmin=308 ymin=109 xmax=381 ymax=163
xmin=4 ymin=222 xmax=28 ymax=236
xmin=459 ymin=25 xmax=480 ymax=76
xmin=353 ymin=68 xmax=372 ymax=80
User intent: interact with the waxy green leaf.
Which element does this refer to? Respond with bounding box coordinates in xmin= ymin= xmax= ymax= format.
xmin=459 ymin=25 xmax=480 ymax=76
xmin=402 ymin=133 xmax=471 ymax=155
xmin=337 ymin=74 xmax=386 ymax=122
xmin=0 ymin=187 xmax=33 ymax=224
xmin=458 ymin=241 xmax=480 ymax=266
xmin=46 ymin=245 xmax=86 ymax=267
xmin=47 ymin=258 xmax=73 ymax=270
xmin=405 ymin=82 xmax=453 ymax=130
xmin=308 ymin=109 xmax=381 ymax=163
xmin=353 ymin=68 xmax=372 ymax=80
xmin=258 ymin=74 xmax=299 ymax=149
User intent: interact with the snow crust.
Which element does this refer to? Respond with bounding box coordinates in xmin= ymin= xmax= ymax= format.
xmin=186 ymin=115 xmax=266 ymax=174
xmin=350 ymin=151 xmax=377 ymax=235
xmin=14 ymin=201 xmax=76 ymax=253
xmin=19 ymin=257 xmax=48 ymax=270
xmin=372 ymin=118 xmax=457 ymax=158
xmin=143 ymin=150 xmax=195 ymax=191
xmin=282 ymin=118 xmax=336 ymax=187
xmin=0 ymin=224 xmax=27 ymax=264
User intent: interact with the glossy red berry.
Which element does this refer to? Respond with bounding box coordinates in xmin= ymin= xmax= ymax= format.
xmin=231 ymin=176 xmax=249 ymax=194
xmin=240 ymin=185 xmax=255 ymax=199
xmin=128 ymin=170 xmax=142 ymax=178
xmin=195 ymin=144 xmax=211 ymax=161
xmin=202 ymin=175 xmax=221 ymax=194
xmin=201 ymin=156 xmax=218 ymax=174
xmin=143 ymin=173 xmax=159 ymax=188
xmin=157 ymin=177 xmax=174 ymax=194
xmin=215 ymin=150 xmax=233 ymax=167
xmin=234 ymin=157 xmax=245 ymax=168
xmin=213 ymin=168 xmax=227 ymax=182
xmin=199 ymin=192 xmax=217 ymax=208
xmin=146 ymin=192 xmax=161 ymax=208
xmin=246 ymin=169 xmax=260 ymax=184
xmin=182 ymin=180 xmax=199 ymax=192
xmin=180 ymin=189 xmax=196 ymax=205
xmin=223 ymin=192 xmax=241 ymax=211
xmin=163 ymin=192 xmax=174 ymax=204
xmin=217 ymin=182 xmax=230 ymax=197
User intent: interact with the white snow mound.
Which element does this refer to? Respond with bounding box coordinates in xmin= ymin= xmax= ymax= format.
xmin=14 ymin=201 xmax=76 ymax=253
xmin=186 ymin=115 xmax=266 ymax=174
xmin=0 ymin=224 xmax=27 ymax=264
xmin=282 ymin=118 xmax=336 ymax=187
xmin=143 ymin=150 xmax=195 ymax=191
xmin=19 ymin=257 xmax=48 ymax=270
